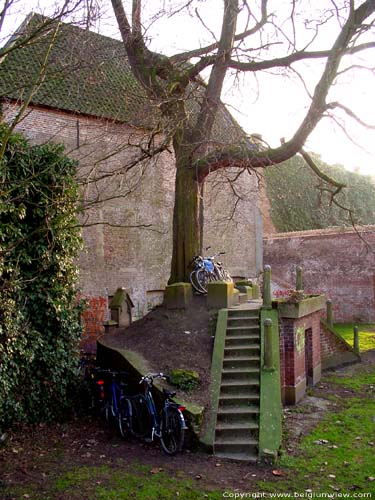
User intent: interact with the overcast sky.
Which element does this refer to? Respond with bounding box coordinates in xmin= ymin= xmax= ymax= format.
xmin=2 ymin=0 xmax=375 ymax=175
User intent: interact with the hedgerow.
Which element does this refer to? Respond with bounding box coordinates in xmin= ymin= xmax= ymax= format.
xmin=0 ymin=125 xmax=83 ymax=428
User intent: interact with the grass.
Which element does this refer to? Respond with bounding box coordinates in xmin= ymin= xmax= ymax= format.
xmin=2 ymin=462 xmax=223 ymax=500
xmin=334 ymin=323 xmax=375 ymax=351
xmin=2 ymin=358 xmax=375 ymax=499
xmin=260 ymin=365 xmax=375 ymax=496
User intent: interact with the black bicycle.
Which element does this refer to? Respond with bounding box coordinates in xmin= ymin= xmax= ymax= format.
xmin=134 ymin=373 xmax=187 ymax=455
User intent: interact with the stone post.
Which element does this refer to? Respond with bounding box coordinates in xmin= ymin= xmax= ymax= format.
xmin=263 ymin=265 xmax=272 ymax=310
xmin=263 ymin=318 xmax=274 ymax=371
xmin=326 ymin=299 xmax=333 ymax=327
xmin=296 ymin=266 xmax=303 ymax=291
xmin=353 ymin=325 xmax=360 ymax=355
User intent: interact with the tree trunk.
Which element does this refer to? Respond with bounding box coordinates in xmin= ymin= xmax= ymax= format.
xmin=169 ymin=150 xmax=201 ymax=284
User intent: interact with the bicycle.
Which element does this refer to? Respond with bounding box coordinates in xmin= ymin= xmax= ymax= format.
xmin=90 ymin=368 xmax=156 ymax=442
xmin=91 ymin=369 xmax=132 ymax=438
xmin=133 ymin=373 xmax=187 ymax=455
xmin=190 ymin=248 xmax=232 ymax=294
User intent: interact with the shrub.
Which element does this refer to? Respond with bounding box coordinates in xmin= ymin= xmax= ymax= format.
xmin=0 ymin=125 xmax=83 ymax=428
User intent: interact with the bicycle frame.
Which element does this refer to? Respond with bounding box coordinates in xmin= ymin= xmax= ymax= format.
xmin=140 ymin=374 xmax=187 ymax=441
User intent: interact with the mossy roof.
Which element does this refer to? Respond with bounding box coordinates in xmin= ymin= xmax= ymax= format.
xmin=0 ymin=13 xmax=254 ymax=146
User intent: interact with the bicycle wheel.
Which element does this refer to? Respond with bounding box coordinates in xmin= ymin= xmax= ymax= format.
xmin=160 ymin=407 xmax=185 ymax=455
xmin=189 ymin=270 xmax=206 ymax=294
xmin=118 ymin=398 xmax=132 ymax=438
xmin=196 ymin=269 xmax=209 ymax=294
xmin=129 ymin=395 xmax=153 ymax=439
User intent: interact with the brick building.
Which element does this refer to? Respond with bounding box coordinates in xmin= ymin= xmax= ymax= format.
xmin=0 ymin=14 xmax=263 ymax=344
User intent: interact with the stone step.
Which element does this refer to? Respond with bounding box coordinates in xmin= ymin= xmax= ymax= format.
xmin=217 ymin=405 xmax=259 ymax=418
xmin=224 ymin=345 xmax=260 ymax=356
xmin=219 ymin=394 xmax=260 ymax=406
xmin=226 ymin=326 xmax=260 ymax=337
xmin=227 ymin=309 xmax=260 ymax=319
xmin=216 ymin=428 xmax=259 ymax=441
xmin=214 ymin=451 xmax=258 ymax=463
xmin=214 ymin=441 xmax=258 ymax=459
xmin=216 ymin=421 xmax=259 ymax=431
xmin=215 ymin=435 xmax=258 ymax=445
xmin=223 ymin=356 xmax=260 ymax=369
xmin=220 ymin=381 xmax=259 ymax=395
xmin=227 ymin=317 xmax=259 ymax=327
xmin=221 ymin=370 xmax=259 ymax=384
xmin=225 ymin=335 xmax=260 ymax=346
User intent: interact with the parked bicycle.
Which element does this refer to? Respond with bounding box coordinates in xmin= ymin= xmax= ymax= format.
xmin=134 ymin=373 xmax=187 ymax=455
xmin=190 ymin=247 xmax=232 ymax=294
xmin=88 ymin=369 xmax=187 ymax=455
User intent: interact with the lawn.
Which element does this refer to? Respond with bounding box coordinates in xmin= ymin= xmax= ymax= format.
xmin=334 ymin=323 xmax=375 ymax=351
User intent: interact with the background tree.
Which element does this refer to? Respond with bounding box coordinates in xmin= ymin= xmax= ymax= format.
xmin=110 ymin=0 xmax=375 ymax=282
xmin=264 ymin=154 xmax=375 ymax=232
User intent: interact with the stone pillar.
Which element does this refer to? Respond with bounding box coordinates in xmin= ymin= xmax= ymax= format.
xmin=264 ymin=318 xmax=274 ymax=371
xmin=263 ymin=265 xmax=272 ymax=309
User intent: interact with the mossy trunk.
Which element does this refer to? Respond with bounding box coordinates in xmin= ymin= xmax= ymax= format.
xmin=169 ymin=149 xmax=201 ymax=284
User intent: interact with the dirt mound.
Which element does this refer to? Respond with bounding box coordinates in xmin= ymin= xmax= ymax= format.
xmin=102 ymin=295 xmax=214 ymax=408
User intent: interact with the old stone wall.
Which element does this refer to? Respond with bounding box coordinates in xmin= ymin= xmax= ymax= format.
xmin=264 ymin=227 xmax=375 ymax=323
xmin=3 ymin=101 xmax=262 ymax=336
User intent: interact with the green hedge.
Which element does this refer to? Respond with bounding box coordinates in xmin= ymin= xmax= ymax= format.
xmin=0 ymin=125 xmax=83 ymax=428
xmin=264 ymin=154 xmax=375 ymax=232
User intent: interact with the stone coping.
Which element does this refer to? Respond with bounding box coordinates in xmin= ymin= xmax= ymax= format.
xmin=273 ymin=294 xmax=326 ymax=318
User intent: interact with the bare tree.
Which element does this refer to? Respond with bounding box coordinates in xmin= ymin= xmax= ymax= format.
xmin=109 ymin=0 xmax=375 ymax=283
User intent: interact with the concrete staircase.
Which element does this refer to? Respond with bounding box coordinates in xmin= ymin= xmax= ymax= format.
xmin=214 ymin=308 xmax=261 ymax=461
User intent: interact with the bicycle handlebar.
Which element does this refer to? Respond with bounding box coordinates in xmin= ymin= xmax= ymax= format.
xmin=140 ymin=372 xmax=169 ymax=384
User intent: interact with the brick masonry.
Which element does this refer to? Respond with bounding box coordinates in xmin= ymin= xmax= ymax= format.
xmin=279 ymin=311 xmax=322 ymax=404
xmin=3 ymin=101 xmax=263 ymax=342
xmin=264 ymin=227 xmax=375 ymax=323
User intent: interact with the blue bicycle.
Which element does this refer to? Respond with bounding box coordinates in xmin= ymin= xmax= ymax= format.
xmin=136 ymin=373 xmax=187 ymax=455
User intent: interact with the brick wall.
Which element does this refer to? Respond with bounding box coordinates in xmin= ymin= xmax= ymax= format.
xmin=279 ymin=311 xmax=322 ymax=404
xmin=264 ymin=227 xmax=375 ymax=322
xmin=3 ymin=101 xmax=263 ymax=338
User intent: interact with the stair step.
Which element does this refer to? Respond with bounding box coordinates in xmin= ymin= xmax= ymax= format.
xmin=223 ymin=357 xmax=260 ymax=369
xmin=220 ymin=386 xmax=259 ymax=397
xmin=217 ymin=406 xmax=260 ymax=415
xmin=216 ymin=421 xmax=259 ymax=431
xmin=222 ymin=367 xmax=260 ymax=374
xmin=221 ymin=379 xmax=259 ymax=387
xmin=225 ymin=345 xmax=260 ymax=352
xmin=228 ymin=309 xmax=260 ymax=318
xmin=225 ymin=334 xmax=259 ymax=341
xmin=215 ymin=436 xmax=258 ymax=445
xmin=214 ymin=451 xmax=258 ymax=462
xmin=214 ymin=441 xmax=258 ymax=457
xmin=221 ymin=372 xmax=259 ymax=384
xmin=219 ymin=395 xmax=259 ymax=407
xmin=216 ymin=408 xmax=259 ymax=424
xmin=226 ymin=326 xmax=260 ymax=336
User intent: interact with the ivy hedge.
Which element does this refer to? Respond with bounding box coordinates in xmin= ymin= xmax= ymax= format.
xmin=264 ymin=154 xmax=375 ymax=232
xmin=0 ymin=125 xmax=83 ymax=428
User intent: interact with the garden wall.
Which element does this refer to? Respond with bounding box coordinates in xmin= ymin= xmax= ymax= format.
xmin=264 ymin=226 xmax=375 ymax=323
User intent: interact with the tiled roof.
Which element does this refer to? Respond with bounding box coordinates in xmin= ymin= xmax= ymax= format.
xmin=0 ymin=14 xmax=253 ymax=145
xmin=0 ymin=14 xmax=149 ymax=125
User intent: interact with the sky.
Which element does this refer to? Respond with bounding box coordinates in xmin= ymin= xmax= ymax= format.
xmin=2 ymin=0 xmax=375 ymax=176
